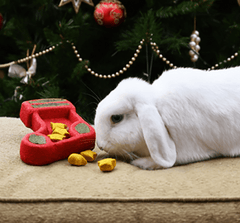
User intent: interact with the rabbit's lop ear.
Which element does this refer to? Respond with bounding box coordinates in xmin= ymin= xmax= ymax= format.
xmin=136 ymin=104 xmax=176 ymax=168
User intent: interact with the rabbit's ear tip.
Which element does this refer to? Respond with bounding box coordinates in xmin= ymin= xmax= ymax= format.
xmin=136 ymin=104 xmax=176 ymax=168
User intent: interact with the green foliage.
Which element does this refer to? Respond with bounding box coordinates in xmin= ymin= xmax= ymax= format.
xmin=0 ymin=0 xmax=240 ymax=122
xmin=156 ymin=1 xmax=199 ymax=18
xmin=156 ymin=0 xmax=215 ymax=18
xmin=37 ymin=84 xmax=60 ymax=98
xmin=160 ymin=35 xmax=189 ymax=54
xmin=116 ymin=10 xmax=162 ymax=51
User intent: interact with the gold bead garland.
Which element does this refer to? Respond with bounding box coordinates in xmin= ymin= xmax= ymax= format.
xmin=209 ymin=52 xmax=239 ymax=70
xmin=150 ymin=42 xmax=177 ymax=69
xmin=0 ymin=38 xmax=177 ymax=74
xmin=0 ymin=38 xmax=239 ymax=75
xmin=70 ymin=38 xmax=178 ymax=78
xmin=81 ymin=39 xmax=145 ymax=79
xmin=16 ymin=45 xmax=59 ymax=65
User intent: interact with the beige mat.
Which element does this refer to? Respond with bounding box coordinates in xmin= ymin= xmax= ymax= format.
xmin=1 ymin=117 xmax=240 ymax=222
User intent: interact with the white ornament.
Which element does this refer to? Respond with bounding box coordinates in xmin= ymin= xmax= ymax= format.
xmin=191 ymin=54 xmax=198 ymax=62
xmin=8 ymin=58 xmax=37 ymax=84
xmin=195 ymin=37 xmax=201 ymax=44
xmin=189 ymin=41 xmax=196 ymax=48
xmin=193 ymin=30 xmax=199 ymax=36
xmin=190 ymin=34 xmax=197 ymax=41
xmin=194 ymin=45 xmax=201 ymax=52
xmin=189 ymin=30 xmax=200 ymax=62
xmin=189 ymin=50 xmax=195 ymax=57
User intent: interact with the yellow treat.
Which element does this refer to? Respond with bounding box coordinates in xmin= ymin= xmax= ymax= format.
xmin=80 ymin=150 xmax=97 ymax=162
xmin=52 ymin=127 xmax=70 ymax=136
xmin=50 ymin=122 xmax=67 ymax=130
xmin=68 ymin=153 xmax=87 ymax=166
xmin=98 ymin=158 xmax=116 ymax=172
xmin=48 ymin=133 xmax=66 ymax=141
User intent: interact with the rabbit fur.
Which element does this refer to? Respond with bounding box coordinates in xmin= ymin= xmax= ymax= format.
xmin=94 ymin=67 xmax=240 ymax=170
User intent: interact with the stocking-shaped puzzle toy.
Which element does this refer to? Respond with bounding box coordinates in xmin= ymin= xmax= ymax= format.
xmin=20 ymin=98 xmax=95 ymax=165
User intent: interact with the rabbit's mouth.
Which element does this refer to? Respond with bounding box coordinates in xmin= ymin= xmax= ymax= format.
xmin=96 ymin=138 xmax=109 ymax=152
xmin=97 ymin=143 xmax=104 ymax=151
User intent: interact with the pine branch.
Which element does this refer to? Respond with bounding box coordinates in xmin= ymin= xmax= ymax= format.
xmin=156 ymin=2 xmax=198 ymax=18
xmin=160 ymin=35 xmax=189 ymax=54
xmin=156 ymin=0 xmax=215 ymax=18
xmin=116 ymin=10 xmax=162 ymax=51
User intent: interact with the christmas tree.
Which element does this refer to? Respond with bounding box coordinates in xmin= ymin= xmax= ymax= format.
xmin=0 ymin=0 xmax=240 ymax=123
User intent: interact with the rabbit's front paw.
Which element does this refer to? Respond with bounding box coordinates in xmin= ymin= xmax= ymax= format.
xmin=131 ymin=157 xmax=162 ymax=170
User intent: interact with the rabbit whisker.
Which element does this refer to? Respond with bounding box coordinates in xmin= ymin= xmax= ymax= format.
xmin=83 ymin=93 xmax=101 ymax=105
xmin=121 ymin=148 xmax=138 ymax=162
xmin=128 ymin=152 xmax=140 ymax=160
xmin=80 ymin=80 xmax=102 ymax=103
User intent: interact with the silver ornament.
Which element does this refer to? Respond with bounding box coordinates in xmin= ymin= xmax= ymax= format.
xmin=189 ymin=41 xmax=196 ymax=48
xmin=193 ymin=30 xmax=199 ymax=36
xmin=194 ymin=45 xmax=201 ymax=52
xmin=191 ymin=54 xmax=198 ymax=62
xmin=190 ymin=34 xmax=197 ymax=41
xmin=195 ymin=37 xmax=201 ymax=44
xmin=189 ymin=50 xmax=195 ymax=57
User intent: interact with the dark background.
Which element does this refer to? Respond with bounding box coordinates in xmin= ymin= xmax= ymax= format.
xmin=0 ymin=0 xmax=240 ymax=123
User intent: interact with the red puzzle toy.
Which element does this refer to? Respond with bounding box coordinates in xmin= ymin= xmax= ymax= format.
xmin=20 ymin=98 xmax=96 ymax=165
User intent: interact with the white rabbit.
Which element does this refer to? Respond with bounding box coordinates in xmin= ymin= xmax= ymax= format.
xmin=94 ymin=67 xmax=240 ymax=170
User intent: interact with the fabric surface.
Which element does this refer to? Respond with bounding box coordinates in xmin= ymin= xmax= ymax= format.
xmin=1 ymin=117 xmax=240 ymax=222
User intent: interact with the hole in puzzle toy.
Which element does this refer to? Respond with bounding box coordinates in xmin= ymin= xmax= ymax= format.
xmin=19 ymin=98 xmax=96 ymax=166
xmin=28 ymin=134 xmax=46 ymax=145
xmin=75 ymin=123 xmax=90 ymax=134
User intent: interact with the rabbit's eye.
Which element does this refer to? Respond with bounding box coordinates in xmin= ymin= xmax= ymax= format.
xmin=111 ymin=114 xmax=124 ymax=124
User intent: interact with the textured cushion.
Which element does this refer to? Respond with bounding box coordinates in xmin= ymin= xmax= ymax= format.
xmin=1 ymin=117 xmax=240 ymax=222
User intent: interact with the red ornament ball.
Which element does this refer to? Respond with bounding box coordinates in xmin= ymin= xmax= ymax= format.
xmin=0 ymin=13 xmax=3 ymax=31
xmin=94 ymin=0 xmax=127 ymax=28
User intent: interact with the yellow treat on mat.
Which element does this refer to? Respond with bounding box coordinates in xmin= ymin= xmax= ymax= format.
xmin=98 ymin=158 xmax=116 ymax=172
xmin=52 ymin=127 xmax=70 ymax=136
xmin=50 ymin=122 xmax=67 ymax=130
xmin=80 ymin=150 xmax=97 ymax=162
xmin=48 ymin=133 xmax=66 ymax=141
xmin=68 ymin=153 xmax=87 ymax=166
